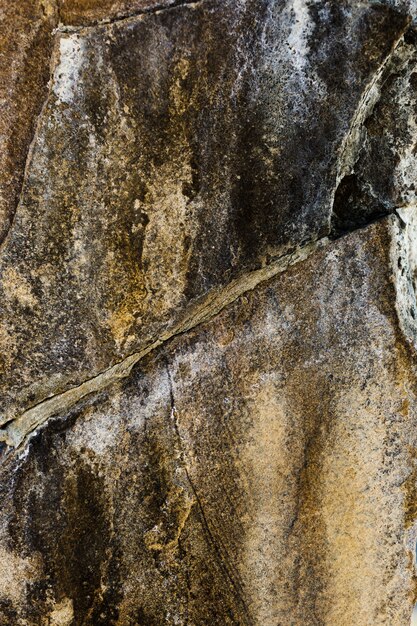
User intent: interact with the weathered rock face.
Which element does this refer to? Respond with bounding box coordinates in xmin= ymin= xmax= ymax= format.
xmin=2 ymin=218 xmax=417 ymax=625
xmin=58 ymin=0 xmax=177 ymax=25
xmin=2 ymin=1 xmax=417 ymax=625
xmin=1 ymin=0 xmax=417 ymax=428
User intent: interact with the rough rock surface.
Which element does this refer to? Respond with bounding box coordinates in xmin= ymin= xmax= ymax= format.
xmin=1 ymin=218 xmax=417 ymax=625
xmin=2 ymin=1 xmax=417 ymax=625
xmin=58 ymin=0 xmax=177 ymax=26
xmin=1 ymin=0 xmax=417 ymax=427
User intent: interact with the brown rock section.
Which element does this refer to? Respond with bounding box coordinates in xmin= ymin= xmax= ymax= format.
xmin=0 ymin=0 xmax=58 ymax=244
xmin=0 ymin=217 xmax=416 ymax=624
xmin=58 ymin=0 xmax=177 ymax=26
xmin=0 ymin=0 xmax=414 ymax=427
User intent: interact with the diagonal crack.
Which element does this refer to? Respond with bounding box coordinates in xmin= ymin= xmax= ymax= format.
xmin=2 ymin=16 xmax=415 ymax=454
xmin=329 ymin=18 xmax=413 ymax=236
xmin=2 ymin=204 xmax=409 ymax=453
xmin=0 ymin=237 xmax=327 ymax=451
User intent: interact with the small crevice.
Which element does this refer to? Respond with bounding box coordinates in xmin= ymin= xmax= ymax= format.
xmin=330 ymin=174 xmax=391 ymax=238
xmin=58 ymin=0 xmax=205 ymax=33
xmin=166 ymin=360 xmax=253 ymax=625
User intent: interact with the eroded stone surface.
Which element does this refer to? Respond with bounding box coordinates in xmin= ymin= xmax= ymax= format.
xmin=3 ymin=2 xmax=417 ymax=624
xmin=1 ymin=0 xmax=416 ymax=427
xmin=1 ymin=218 xmax=417 ymax=624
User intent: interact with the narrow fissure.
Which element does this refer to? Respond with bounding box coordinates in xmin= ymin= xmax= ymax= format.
xmin=58 ymin=0 xmax=205 ymax=32
xmin=165 ymin=360 xmax=254 ymax=624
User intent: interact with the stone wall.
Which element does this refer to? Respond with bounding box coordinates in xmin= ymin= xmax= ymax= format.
xmin=1 ymin=1 xmax=417 ymax=624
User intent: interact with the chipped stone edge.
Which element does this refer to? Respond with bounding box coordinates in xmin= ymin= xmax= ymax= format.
xmin=391 ymin=207 xmax=417 ymax=353
xmin=329 ymin=20 xmax=412 ymax=230
xmin=0 ymin=237 xmax=328 ymax=451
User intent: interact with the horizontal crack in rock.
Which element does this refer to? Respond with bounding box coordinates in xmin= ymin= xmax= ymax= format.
xmin=57 ymin=0 xmax=205 ymax=32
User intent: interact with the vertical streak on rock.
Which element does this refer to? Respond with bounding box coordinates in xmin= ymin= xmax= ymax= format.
xmin=240 ymin=385 xmax=303 ymax=624
xmin=0 ymin=0 xmax=58 ymax=244
xmin=391 ymin=208 xmax=417 ymax=352
xmin=166 ymin=358 xmax=254 ymax=625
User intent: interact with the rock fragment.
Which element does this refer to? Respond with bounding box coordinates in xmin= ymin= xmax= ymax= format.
xmin=0 ymin=0 xmax=58 ymax=243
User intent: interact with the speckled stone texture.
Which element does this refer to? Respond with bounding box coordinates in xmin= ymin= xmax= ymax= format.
xmin=2 ymin=218 xmax=417 ymax=625
xmin=2 ymin=1 xmax=417 ymax=625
